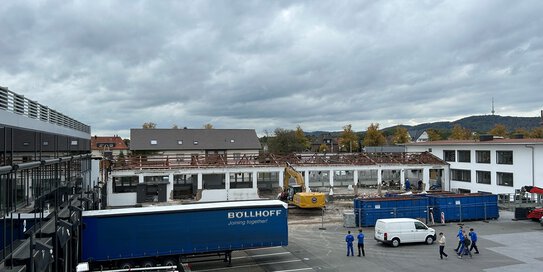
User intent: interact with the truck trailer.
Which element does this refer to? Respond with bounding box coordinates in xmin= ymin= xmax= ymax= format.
xmin=80 ymin=200 xmax=288 ymax=270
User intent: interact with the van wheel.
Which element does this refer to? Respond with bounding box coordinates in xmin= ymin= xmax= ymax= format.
xmin=425 ymin=236 xmax=435 ymax=245
xmin=391 ymin=238 xmax=400 ymax=247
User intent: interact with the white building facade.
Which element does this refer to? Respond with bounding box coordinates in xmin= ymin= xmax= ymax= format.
xmin=405 ymin=138 xmax=543 ymax=195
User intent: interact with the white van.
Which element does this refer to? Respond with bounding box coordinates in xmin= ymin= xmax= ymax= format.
xmin=374 ymin=218 xmax=435 ymax=247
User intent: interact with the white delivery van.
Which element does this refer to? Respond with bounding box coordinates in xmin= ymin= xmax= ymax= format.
xmin=374 ymin=218 xmax=435 ymax=247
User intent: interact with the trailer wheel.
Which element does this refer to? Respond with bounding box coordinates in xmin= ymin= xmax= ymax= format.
xmin=141 ymin=259 xmax=156 ymax=268
xmin=163 ymin=258 xmax=177 ymax=267
xmin=119 ymin=261 xmax=134 ymax=269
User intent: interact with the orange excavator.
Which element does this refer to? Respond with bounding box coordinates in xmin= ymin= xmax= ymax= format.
xmin=522 ymin=186 xmax=543 ymax=220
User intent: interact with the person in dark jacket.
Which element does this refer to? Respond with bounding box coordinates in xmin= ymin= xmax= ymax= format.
xmin=345 ymin=231 xmax=354 ymax=256
xmin=405 ymin=178 xmax=411 ymax=191
xmin=357 ymin=229 xmax=365 ymax=257
xmin=469 ymin=228 xmax=480 ymax=254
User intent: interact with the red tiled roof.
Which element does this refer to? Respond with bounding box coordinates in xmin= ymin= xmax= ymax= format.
xmin=91 ymin=136 xmax=129 ymax=150
xmin=406 ymin=138 xmax=543 ymax=146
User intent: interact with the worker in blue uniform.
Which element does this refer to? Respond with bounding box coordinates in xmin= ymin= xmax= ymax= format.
xmin=405 ymin=178 xmax=411 ymax=191
xmin=345 ymin=231 xmax=354 ymax=256
xmin=454 ymin=225 xmax=464 ymax=252
xmin=469 ymin=228 xmax=480 ymax=254
xmin=357 ymin=229 xmax=365 ymax=257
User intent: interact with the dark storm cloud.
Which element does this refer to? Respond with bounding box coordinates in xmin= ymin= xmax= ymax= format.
xmin=1 ymin=0 xmax=542 ymax=137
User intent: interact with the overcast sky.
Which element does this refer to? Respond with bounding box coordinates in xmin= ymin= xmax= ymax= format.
xmin=1 ymin=0 xmax=542 ymax=138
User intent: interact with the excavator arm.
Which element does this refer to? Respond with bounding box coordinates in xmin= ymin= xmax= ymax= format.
xmin=522 ymin=186 xmax=543 ymax=195
xmin=283 ymin=163 xmax=305 ymax=191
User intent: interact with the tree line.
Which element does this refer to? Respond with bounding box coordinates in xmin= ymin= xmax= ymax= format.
xmin=265 ymin=123 xmax=543 ymax=154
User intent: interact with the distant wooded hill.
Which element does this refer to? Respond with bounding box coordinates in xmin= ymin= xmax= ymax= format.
xmin=306 ymin=115 xmax=541 ymax=136
xmin=392 ymin=115 xmax=540 ymax=133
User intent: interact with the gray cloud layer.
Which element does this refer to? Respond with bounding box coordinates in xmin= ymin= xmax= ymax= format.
xmin=1 ymin=0 xmax=542 ymax=138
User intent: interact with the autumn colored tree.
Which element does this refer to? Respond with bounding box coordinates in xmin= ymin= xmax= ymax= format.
xmin=530 ymin=127 xmax=543 ymax=138
xmin=203 ymin=123 xmax=214 ymax=129
xmin=392 ymin=125 xmax=410 ymax=144
xmin=511 ymin=128 xmax=530 ymax=138
xmin=363 ymin=123 xmax=386 ymax=146
xmin=488 ymin=124 xmax=508 ymax=138
xmin=426 ymin=129 xmax=442 ymax=141
xmin=142 ymin=122 xmax=157 ymax=129
xmin=338 ymin=124 xmax=360 ymax=152
xmin=318 ymin=143 xmax=329 ymax=153
xmin=449 ymin=124 xmax=471 ymax=140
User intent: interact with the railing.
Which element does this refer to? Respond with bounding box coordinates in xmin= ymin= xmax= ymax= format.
xmin=111 ymin=152 xmax=447 ymax=170
xmin=0 ymin=86 xmax=90 ymax=133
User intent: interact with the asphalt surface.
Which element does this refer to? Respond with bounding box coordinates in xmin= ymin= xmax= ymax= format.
xmin=188 ymin=210 xmax=543 ymax=272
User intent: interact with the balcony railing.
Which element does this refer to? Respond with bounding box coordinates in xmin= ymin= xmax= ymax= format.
xmin=0 ymin=86 xmax=90 ymax=133
xmin=110 ymin=151 xmax=448 ymax=170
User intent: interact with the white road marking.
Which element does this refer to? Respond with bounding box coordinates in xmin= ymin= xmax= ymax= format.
xmin=231 ymin=251 xmax=291 ymax=260
xmin=192 ymin=259 xmax=302 ymax=272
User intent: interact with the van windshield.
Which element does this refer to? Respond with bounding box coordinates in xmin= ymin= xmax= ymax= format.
xmin=414 ymin=222 xmax=427 ymax=230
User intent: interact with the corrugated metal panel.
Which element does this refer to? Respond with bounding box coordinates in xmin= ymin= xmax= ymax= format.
xmin=354 ymin=197 xmax=429 ymax=227
xmin=429 ymin=193 xmax=499 ymax=222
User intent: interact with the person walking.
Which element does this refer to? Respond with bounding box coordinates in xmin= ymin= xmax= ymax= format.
xmin=456 ymin=230 xmax=465 ymax=257
xmin=454 ymin=225 xmax=464 ymax=252
xmin=357 ymin=229 xmax=365 ymax=257
xmin=469 ymin=228 xmax=480 ymax=254
xmin=438 ymin=232 xmax=448 ymax=259
xmin=458 ymin=231 xmax=472 ymax=259
xmin=345 ymin=231 xmax=354 ymax=256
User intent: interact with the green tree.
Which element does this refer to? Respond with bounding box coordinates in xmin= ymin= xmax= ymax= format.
xmin=489 ymin=124 xmax=508 ymax=137
xmin=449 ymin=124 xmax=471 ymax=140
xmin=338 ymin=124 xmax=360 ymax=152
xmin=392 ymin=125 xmax=410 ymax=144
xmin=142 ymin=122 xmax=157 ymax=129
xmin=294 ymin=125 xmax=311 ymax=150
xmin=268 ymin=128 xmax=307 ymax=154
xmin=363 ymin=123 xmax=386 ymax=146
xmin=203 ymin=123 xmax=214 ymax=129
xmin=426 ymin=129 xmax=442 ymax=141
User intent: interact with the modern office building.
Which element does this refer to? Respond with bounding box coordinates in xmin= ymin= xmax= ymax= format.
xmin=405 ymin=137 xmax=543 ymax=195
xmin=1 ymin=86 xmax=93 ymax=271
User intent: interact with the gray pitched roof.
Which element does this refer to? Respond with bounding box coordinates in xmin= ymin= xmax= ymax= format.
xmin=130 ymin=128 xmax=261 ymax=151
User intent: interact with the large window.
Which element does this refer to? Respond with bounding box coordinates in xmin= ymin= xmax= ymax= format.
xmin=476 ymin=150 xmax=490 ymax=163
xmin=497 ymin=172 xmax=513 ymax=187
xmin=451 ymin=169 xmax=471 ymax=182
xmin=444 ymin=150 xmax=456 ymax=162
xmin=476 ymin=171 xmax=491 ymax=184
xmin=497 ymin=151 xmax=513 ymax=164
xmin=457 ymin=150 xmax=471 ymax=162
xmin=113 ymin=176 xmax=139 ymax=193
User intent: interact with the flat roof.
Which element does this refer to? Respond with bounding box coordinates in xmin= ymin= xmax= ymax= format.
xmin=406 ymin=138 xmax=543 ymax=146
xmin=83 ymin=200 xmax=287 ymax=217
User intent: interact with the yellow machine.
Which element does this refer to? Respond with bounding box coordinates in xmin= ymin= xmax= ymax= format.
xmin=279 ymin=163 xmax=326 ymax=208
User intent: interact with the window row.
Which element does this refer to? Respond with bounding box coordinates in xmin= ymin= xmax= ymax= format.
xmin=450 ymin=169 xmax=513 ymax=187
xmin=443 ymin=150 xmax=513 ymax=164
